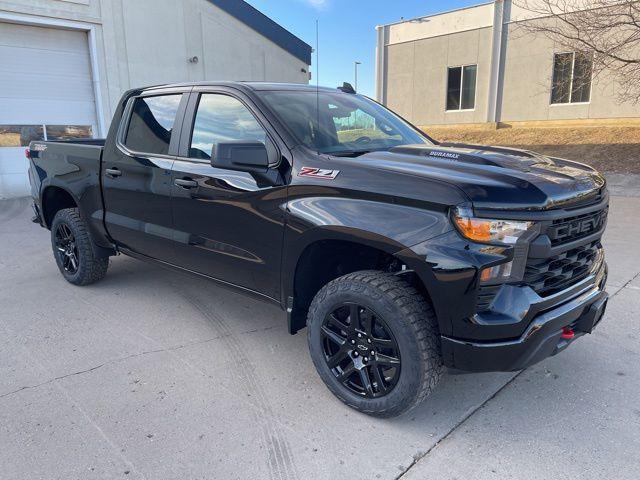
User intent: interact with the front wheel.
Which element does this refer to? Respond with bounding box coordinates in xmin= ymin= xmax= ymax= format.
xmin=50 ymin=208 xmax=109 ymax=286
xmin=307 ymin=271 xmax=443 ymax=417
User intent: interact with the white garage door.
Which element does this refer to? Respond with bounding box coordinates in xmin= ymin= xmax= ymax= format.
xmin=0 ymin=22 xmax=97 ymax=198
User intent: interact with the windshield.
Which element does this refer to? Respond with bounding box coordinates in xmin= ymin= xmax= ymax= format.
xmin=257 ymin=90 xmax=432 ymax=156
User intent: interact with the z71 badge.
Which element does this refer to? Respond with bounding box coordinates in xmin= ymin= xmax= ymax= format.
xmin=298 ymin=167 xmax=340 ymax=180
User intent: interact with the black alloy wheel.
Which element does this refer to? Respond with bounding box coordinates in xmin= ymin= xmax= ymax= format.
xmin=54 ymin=223 xmax=79 ymax=274
xmin=321 ymin=303 xmax=401 ymax=398
xmin=50 ymin=208 xmax=109 ymax=285
xmin=307 ymin=271 xmax=443 ymax=417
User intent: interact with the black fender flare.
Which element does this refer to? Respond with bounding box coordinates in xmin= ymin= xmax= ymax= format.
xmin=39 ymin=182 xmax=114 ymax=256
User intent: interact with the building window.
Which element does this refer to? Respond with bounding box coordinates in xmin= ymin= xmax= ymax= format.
xmin=124 ymin=95 xmax=182 ymax=155
xmin=551 ymin=52 xmax=593 ymax=104
xmin=0 ymin=125 xmax=93 ymax=148
xmin=0 ymin=125 xmax=45 ymax=147
xmin=46 ymin=125 xmax=93 ymax=141
xmin=446 ymin=65 xmax=477 ymax=111
xmin=189 ymin=94 xmax=267 ymax=160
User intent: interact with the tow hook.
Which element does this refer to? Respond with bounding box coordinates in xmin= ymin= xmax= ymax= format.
xmin=560 ymin=327 xmax=575 ymax=340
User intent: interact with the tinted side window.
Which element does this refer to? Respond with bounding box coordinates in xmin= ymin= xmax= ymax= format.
xmin=189 ymin=94 xmax=267 ymax=160
xmin=125 ymin=95 xmax=182 ymax=155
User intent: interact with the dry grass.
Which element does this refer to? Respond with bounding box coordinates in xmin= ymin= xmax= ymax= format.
xmin=423 ymin=126 xmax=640 ymax=174
xmin=337 ymin=128 xmax=393 ymax=142
xmin=0 ymin=133 xmax=20 ymax=148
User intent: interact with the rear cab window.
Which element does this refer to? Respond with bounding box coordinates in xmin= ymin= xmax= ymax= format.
xmin=124 ymin=95 xmax=182 ymax=155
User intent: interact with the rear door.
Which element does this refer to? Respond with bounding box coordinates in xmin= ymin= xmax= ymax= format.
xmin=170 ymin=88 xmax=288 ymax=300
xmin=102 ymin=89 xmax=189 ymax=258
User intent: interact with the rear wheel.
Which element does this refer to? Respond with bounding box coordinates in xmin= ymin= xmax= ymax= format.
xmin=307 ymin=270 xmax=443 ymax=417
xmin=50 ymin=208 xmax=109 ymax=285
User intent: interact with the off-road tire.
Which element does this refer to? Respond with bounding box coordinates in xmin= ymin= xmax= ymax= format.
xmin=50 ymin=208 xmax=109 ymax=285
xmin=307 ymin=270 xmax=443 ymax=417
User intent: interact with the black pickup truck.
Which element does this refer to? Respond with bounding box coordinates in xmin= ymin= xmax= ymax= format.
xmin=28 ymin=82 xmax=609 ymax=417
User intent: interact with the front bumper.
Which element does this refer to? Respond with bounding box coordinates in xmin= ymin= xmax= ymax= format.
xmin=441 ymin=262 xmax=608 ymax=372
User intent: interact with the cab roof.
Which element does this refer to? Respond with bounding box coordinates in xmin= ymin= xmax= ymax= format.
xmin=141 ymin=81 xmax=346 ymax=95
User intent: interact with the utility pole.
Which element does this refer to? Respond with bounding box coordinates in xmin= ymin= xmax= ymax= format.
xmin=354 ymin=61 xmax=361 ymax=92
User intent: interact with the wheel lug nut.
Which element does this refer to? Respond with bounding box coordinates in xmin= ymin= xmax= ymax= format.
xmin=357 ymin=333 xmax=362 ymax=338
xmin=364 ymin=357 xmax=369 ymax=362
xmin=353 ymin=351 xmax=359 ymax=357
xmin=367 ymin=338 xmax=372 ymax=344
xmin=370 ymin=350 xmax=375 ymax=355
xmin=351 ymin=339 xmax=356 ymax=344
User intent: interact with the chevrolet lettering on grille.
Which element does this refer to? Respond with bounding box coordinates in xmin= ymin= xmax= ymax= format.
xmin=548 ymin=211 xmax=606 ymax=243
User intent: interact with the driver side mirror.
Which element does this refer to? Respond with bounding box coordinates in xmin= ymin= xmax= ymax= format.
xmin=212 ymin=141 xmax=269 ymax=172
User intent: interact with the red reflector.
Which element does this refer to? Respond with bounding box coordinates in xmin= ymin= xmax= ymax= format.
xmin=25 ymin=148 xmax=31 ymax=159
xmin=561 ymin=327 xmax=575 ymax=340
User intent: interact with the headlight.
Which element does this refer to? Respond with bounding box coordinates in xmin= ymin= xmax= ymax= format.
xmin=452 ymin=207 xmax=536 ymax=245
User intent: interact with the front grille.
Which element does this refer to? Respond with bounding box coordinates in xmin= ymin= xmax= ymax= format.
xmin=547 ymin=208 xmax=608 ymax=246
xmin=475 ymin=203 xmax=607 ymax=311
xmin=523 ymin=240 xmax=601 ymax=297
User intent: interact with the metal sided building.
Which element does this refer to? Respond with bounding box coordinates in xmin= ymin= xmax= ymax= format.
xmin=0 ymin=0 xmax=311 ymax=198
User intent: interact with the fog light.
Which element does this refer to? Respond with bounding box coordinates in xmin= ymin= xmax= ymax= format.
xmin=480 ymin=261 xmax=513 ymax=283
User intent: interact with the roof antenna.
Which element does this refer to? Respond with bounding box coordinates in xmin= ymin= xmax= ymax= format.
xmin=315 ymin=19 xmax=320 ymax=155
xmin=338 ymin=82 xmax=356 ymax=94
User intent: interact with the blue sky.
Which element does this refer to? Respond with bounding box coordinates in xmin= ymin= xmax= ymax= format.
xmin=245 ymin=0 xmax=480 ymax=97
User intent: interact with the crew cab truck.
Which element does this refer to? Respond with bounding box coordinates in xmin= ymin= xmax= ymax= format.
xmin=28 ymin=82 xmax=609 ymax=417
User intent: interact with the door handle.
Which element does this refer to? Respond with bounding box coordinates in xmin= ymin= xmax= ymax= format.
xmin=105 ymin=168 xmax=122 ymax=178
xmin=174 ymin=178 xmax=198 ymax=189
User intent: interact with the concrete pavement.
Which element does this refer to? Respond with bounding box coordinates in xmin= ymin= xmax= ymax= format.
xmin=0 ymin=191 xmax=638 ymax=480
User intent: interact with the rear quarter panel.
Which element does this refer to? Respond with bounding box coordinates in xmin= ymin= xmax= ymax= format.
xmin=29 ymin=141 xmax=111 ymax=248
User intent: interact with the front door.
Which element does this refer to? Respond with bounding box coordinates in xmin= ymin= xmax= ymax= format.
xmin=170 ymin=91 xmax=287 ymax=300
xmin=102 ymin=91 xmax=188 ymax=259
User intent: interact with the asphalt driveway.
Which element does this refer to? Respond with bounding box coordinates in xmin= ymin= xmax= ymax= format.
xmin=1 ymin=190 xmax=639 ymax=480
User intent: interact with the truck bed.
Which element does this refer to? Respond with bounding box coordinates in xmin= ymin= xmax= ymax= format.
xmin=29 ymin=140 xmax=104 ymax=184
xmin=46 ymin=138 xmax=106 ymax=146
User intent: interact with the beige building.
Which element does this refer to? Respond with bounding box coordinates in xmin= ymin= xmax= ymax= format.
xmin=375 ymin=0 xmax=640 ymax=127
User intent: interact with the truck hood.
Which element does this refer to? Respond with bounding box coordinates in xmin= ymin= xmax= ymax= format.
xmin=356 ymin=143 xmax=606 ymax=210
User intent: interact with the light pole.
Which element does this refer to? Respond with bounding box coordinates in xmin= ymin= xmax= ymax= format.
xmin=354 ymin=61 xmax=361 ymax=92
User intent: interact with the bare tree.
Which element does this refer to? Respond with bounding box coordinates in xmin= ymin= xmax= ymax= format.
xmin=512 ymin=0 xmax=640 ymax=103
